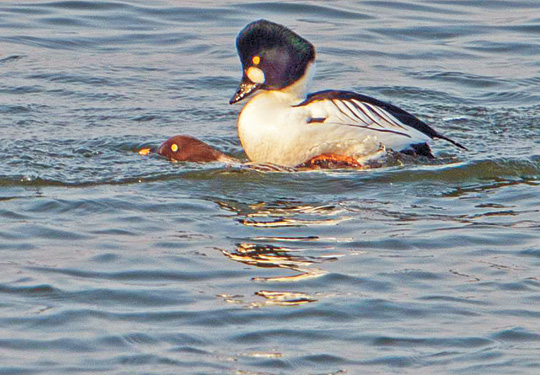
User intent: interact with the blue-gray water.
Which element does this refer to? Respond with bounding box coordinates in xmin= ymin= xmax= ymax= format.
xmin=1 ymin=1 xmax=539 ymax=374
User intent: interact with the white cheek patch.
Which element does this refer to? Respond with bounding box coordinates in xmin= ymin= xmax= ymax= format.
xmin=247 ymin=66 xmax=265 ymax=84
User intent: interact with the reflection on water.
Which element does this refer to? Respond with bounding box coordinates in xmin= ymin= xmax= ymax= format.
xmin=217 ymin=199 xmax=353 ymax=227
xmin=219 ymin=290 xmax=318 ymax=307
xmin=220 ymin=242 xmax=332 ymax=282
xmin=254 ymin=290 xmax=317 ymax=307
xmin=217 ymin=200 xmax=350 ymax=306
xmin=217 ymin=201 xmax=350 ymax=286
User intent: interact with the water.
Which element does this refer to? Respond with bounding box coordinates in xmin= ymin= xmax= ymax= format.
xmin=1 ymin=1 xmax=539 ymax=374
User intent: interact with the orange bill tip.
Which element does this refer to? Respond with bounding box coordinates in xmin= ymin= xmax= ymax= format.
xmin=138 ymin=147 xmax=152 ymax=156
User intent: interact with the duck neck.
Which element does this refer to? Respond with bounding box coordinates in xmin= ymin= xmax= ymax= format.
xmin=266 ymin=61 xmax=316 ymax=104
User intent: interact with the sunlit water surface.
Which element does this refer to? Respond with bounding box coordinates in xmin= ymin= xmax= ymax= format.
xmin=1 ymin=1 xmax=539 ymax=374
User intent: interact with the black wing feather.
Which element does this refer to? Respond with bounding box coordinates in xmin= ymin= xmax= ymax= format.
xmin=296 ymin=90 xmax=467 ymax=150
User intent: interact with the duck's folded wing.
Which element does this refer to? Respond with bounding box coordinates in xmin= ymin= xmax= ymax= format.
xmin=295 ymin=90 xmax=466 ymax=151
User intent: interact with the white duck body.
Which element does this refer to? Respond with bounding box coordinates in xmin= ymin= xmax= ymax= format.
xmin=237 ymin=64 xmax=432 ymax=167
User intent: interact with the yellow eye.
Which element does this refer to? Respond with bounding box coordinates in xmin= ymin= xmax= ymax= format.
xmin=171 ymin=144 xmax=178 ymax=152
xmin=252 ymin=55 xmax=260 ymax=65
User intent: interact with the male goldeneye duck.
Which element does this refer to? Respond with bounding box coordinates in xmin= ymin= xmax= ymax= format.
xmin=229 ymin=19 xmax=466 ymax=168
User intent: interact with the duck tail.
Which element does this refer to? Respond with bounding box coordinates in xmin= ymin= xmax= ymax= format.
xmin=435 ymin=134 xmax=468 ymax=151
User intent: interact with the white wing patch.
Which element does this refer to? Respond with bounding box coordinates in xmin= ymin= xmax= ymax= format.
xmin=306 ymin=98 xmax=423 ymax=139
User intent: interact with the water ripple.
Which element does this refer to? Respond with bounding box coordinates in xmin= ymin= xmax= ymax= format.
xmin=1 ymin=1 xmax=539 ymax=375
